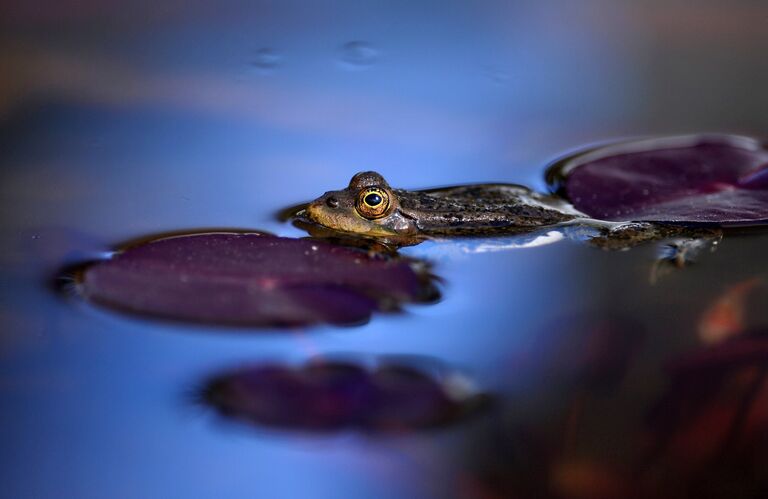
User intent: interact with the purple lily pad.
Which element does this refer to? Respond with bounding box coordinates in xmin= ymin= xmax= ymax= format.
xmin=201 ymin=358 xmax=488 ymax=432
xmin=78 ymin=231 xmax=438 ymax=327
xmin=548 ymin=134 xmax=768 ymax=224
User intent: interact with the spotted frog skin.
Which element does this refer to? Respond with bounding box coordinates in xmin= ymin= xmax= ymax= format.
xmin=299 ymin=171 xmax=723 ymax=270
xmin=305 ymin=171 xmax=583 ymax=239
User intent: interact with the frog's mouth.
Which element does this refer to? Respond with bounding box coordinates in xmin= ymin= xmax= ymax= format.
xmin=305 ymin=199 xmax=400 ymax=237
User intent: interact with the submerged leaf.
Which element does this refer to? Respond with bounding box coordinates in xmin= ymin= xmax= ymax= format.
xmin=548 ymin=135 xmax=768 ymax=224
xmin=79 ymin=232 xmax=437 ymax=327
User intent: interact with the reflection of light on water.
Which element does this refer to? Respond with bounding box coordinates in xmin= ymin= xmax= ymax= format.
xmin=401 ymin=230 xmax=565 ymax=260
xmin=442 ymin=372 xmax=480 ymax=402
xmin=468 ymin=231 xmax=565 ymax=253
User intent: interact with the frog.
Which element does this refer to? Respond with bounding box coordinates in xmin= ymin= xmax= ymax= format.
xmin=305 ymin=171 xmax=576 ymax=237
xmin=296 ymin=170 xmax=721 ymax=264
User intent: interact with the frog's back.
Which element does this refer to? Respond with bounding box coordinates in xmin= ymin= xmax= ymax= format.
xmin=396 ymin=183 xmax=580 ymax=236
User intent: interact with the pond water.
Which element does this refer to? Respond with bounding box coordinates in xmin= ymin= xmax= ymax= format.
xmin=2 ymin=1 xmax=768 ymax=498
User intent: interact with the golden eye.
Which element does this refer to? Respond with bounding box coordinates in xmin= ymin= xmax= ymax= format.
xmin=356 ymin=187 xmax=391 ymax=219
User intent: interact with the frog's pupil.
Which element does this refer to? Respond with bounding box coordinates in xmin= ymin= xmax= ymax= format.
xmin=365 ymin=193 xmax=382 ymax=207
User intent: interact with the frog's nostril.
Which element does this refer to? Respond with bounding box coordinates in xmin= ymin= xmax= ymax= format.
xmin=326 ymin=196 xmax=339 ymax=208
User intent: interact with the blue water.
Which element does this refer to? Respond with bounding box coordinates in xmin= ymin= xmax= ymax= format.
xmin=2 ymin=1 xmax=768 ymax=498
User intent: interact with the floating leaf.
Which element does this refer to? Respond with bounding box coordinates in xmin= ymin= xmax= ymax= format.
xmin=201 ymin=358 xmax=489 ymax=432
xmin=547 ymin=135 xmax=768 ymax=224
xmin=78 ymin=232 xmax=438 ymax=327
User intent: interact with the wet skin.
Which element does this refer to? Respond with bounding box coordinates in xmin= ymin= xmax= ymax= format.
xmin=302 ymin=171 xmax=721 ymax=252
xmin=305 ymin=171 xmax=582 ymax=240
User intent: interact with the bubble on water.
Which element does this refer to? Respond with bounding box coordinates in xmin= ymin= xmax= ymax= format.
xmin=483 ymin=65 xmax=511 ymax=85
xmin=250 ymin=48 xmax=281 ymax=71
xmin=338 ymin=41 xmax=379 ymax=69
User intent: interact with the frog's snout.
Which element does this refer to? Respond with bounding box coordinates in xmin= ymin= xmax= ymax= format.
xmin=306 ymin=193 xmax=335 ymax=223
xmin=305 ymin=198 xmax=324 ymax=220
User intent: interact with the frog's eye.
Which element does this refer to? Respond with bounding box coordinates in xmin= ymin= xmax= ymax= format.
xmin=356 ymin=187 xmax=391 ymax=219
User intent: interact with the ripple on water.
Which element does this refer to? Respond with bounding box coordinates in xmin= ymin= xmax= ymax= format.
xmin=338 ymin=41 xmax=379 ymax=69
xmin=250 ymin=47 xmax=282 ymax=71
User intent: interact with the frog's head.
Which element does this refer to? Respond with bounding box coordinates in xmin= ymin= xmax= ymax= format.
xmin=305 ymin=171 xmax=417 ymax=237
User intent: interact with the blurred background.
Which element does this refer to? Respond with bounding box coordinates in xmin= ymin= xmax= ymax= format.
xmin=1 ymin=1 xmax=767 ymax=498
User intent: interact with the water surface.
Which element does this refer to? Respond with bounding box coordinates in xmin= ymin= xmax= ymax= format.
xmin=2 ymin=1 xmax=768 ymax=498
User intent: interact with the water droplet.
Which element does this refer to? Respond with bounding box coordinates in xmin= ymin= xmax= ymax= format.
xmin=251 ymin=48 xmax=281 ymax=71
xmin=339 ymin=41 xmax=379 ymax=69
